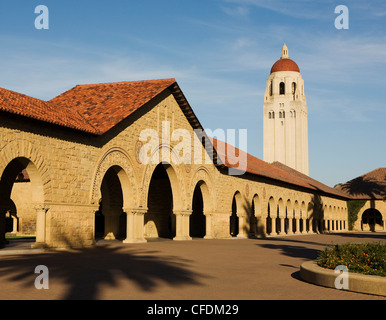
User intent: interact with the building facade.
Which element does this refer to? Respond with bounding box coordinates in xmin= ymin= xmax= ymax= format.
xmin=336 ymin=168 xmax=385 ymax=232
xmin=0 ymin=52 xmax=349 ymax=249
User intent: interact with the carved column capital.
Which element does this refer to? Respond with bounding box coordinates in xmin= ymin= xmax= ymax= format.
xmin=174 ymin=209 xmax=192 ymax=217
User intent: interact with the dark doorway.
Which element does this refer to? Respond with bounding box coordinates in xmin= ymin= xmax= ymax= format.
xmin=146 ymin=163 xmax=175 ymax=239
xmin=190 ymin=184 xmax=206 ymax=238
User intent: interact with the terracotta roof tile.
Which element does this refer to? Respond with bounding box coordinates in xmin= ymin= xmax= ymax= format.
xmin=209 ymin=137 xmax=349 ymax=199
xmin=335 ymin=168 xmax=386 ymax=200
xmin=50 ymin=78 xmax=176 ymax=134
xmin=0 ymin=87 xmax=98 ymax=134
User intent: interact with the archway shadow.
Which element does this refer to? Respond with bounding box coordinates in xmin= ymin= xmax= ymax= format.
xmin=257 ymin=242 xmax=320 ymax=260
xmin=0 ymin=244 xmax=203 ymax=300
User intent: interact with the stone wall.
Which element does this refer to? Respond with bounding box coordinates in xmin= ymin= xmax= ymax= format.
xmin=0 ymin=89 xmax=349 ymax=248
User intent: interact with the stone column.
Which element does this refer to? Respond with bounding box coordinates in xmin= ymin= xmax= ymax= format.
xmin=256 ymin=216 xmax=266 ymax=238
xmin=237 ymin=213 xmax=248 ymax=238
xmin=123 ymin=208 xmax=147 ymax=244
xmin=294 ymin=218 xmax=300 ymax=234
xmin=204 ymin=211 xmax=213 ymax=239
xmin=308 ymin=217 xmax=313 ymax=233
xmin=288 ymin=218 xmax=293 ymax=235
xmin=173 ymin=210 xmax=192 ymax=241
xmin=270 ymin=216 xmax=277 ymax=236
xmin=0 ymin=206 xmax=8 ymax=247
xmin=279 ymin=218 xmax=285 ymax=235
xmin=33 ymin=205 xmax=49 ymax=248
xmin=11 ymin=215 xmax=18 ymax=234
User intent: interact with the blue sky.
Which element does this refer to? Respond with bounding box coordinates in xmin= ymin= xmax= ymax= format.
xmin=0 ymin=0 xmax=385 ymax=187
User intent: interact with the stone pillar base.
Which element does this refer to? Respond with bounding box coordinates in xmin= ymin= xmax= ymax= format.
xmin=173 ymin=235 xmax=192 ymax=241
xmin=31 ymin=242 xmax=48 ymax=249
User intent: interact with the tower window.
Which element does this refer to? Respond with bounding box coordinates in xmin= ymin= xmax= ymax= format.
xmin=279 ymin=82 xmax=285 ymax=95
xmin=269 ymin=80 xmax=273 ymax=96
xmin=292 ymin=82 xmax=296 ymax=94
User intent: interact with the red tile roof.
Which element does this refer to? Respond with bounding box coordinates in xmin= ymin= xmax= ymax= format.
xmin=271 ymin=58 xmax=300 ymax=74
xmin=335 ymin=168 xmax=386 ymax=200
xmin=50 ymin=78 xmax=176 ymax=134
xmin=0 ymin=78 xmax=353 ymax=198
xmin=0 ymin=87 xmax=97 ymax=134
xmin=209 ymin=137 xmax=349 ymax=199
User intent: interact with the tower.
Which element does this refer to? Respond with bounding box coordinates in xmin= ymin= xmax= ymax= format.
xmin=263 ymin=44 xmax=309 ymax=175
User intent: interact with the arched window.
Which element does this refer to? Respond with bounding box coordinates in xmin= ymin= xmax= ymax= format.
xmin=268 ymin=112 xmax=272 ymax=119
xmin=269 ymin=80 xmax=273 ymax=96
xmin=282 ymin=111 xmax=285 ymax=118
xmin=279 ymin=82 xmax=285 ymax=95
xmin=292 ymin=82 xmax=296 ymax=94
xmin=293 ymin=110 xmax=296 ymax=118
xmin=279 ymin=111 xmax=282 ymax=118
xmin=272 ymin=112 xmax=275 ymax=119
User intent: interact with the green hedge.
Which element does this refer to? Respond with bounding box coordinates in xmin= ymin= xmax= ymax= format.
xmin=317 ymin=242 xmax=386 ymax=277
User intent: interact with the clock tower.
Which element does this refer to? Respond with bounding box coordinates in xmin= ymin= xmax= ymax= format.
xmin=263 ymin=44 xmax=309 ymax=175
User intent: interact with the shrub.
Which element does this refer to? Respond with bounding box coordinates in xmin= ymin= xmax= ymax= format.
xmin=317 ymin=242 xmax=386 ymax=277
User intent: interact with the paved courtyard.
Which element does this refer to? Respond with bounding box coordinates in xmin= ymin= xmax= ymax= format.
xmin=0 ymin=232 xmax=385 ymax=300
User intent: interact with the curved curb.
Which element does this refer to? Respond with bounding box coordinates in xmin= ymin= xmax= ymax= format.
xmin=300 ymin=261 xmax=386 ymax=297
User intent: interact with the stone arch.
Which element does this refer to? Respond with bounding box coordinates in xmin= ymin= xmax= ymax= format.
xmin=293 ymin=200 xmax=300 ymax=234
xmin=300 ymin=201 xmax=306 ymax=233
xmin=0 ymin=139 xmax=52 ymax=202
xmin=275 ymin=198 xmax=285 ymax=235
xmin=0 ymin=156 xmax=47 ymax=246
xmin=140 ymin=145 xmax=186 ymax=212
xmin=189 ymin=167 xmax=215 ymax=213
xmin=189 ymin=167 xmax=215 ymax=239
xmin=285 ymin=199 xmax=292 ymax=234
xmin=230 ymin=191 xmax=242 ymax=237
xmin=361 ymin=208 xmax=384 ymax=232
xmin=90 ymin=147 xmax=138 ymax=209
xmin=267 ymin=196 xmax=276 ymax=235
xmin=251 ymin=193 xmax=264 ymax=237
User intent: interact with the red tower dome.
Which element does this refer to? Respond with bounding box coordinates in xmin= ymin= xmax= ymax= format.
xmin=270 ymin=44 xmax=300 ymax=74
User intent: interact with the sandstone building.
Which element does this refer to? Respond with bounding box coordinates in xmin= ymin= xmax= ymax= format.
xmin=335 ymin=168 xmax=386 ymax=232
xmin=263 ymin=44 xmax=309 ymax=175
xmin=0 ymin=47 xmax=350 ymax=249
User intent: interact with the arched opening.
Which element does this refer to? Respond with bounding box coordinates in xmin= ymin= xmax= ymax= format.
xmin=0 ymin=157 xmax=44 ymax=246
xmin=361 ymin=209 xmax=383 ymax=232
xmin=280 ymin=82 xmax=285 ymax=95
xmin=230 ymin=192 xmax=241 ymax=237
xmin=97 ymin=166 xmax=127 ymax=240
xmin=145 ymin=163 xmax=176 ymax=239
xmin=5 ymin=199 xmax=17 ymax=234
xmin=251 ymin=194 xmax=262 ymax=237
xmin=266 ymin=197 xmax=275 ymax=235
xmin=190 ymin=183 xmax=206 ymax=238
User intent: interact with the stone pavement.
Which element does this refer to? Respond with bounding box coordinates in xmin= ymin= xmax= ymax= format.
xmin=0 ymin=232 xmax=385 ymax=300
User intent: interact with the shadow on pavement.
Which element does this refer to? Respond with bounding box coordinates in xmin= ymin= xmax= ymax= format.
xmin=0 ymin=245 xmax=202 ymax=300
xmin=255 ymin=232 xmax=386 ymax=261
